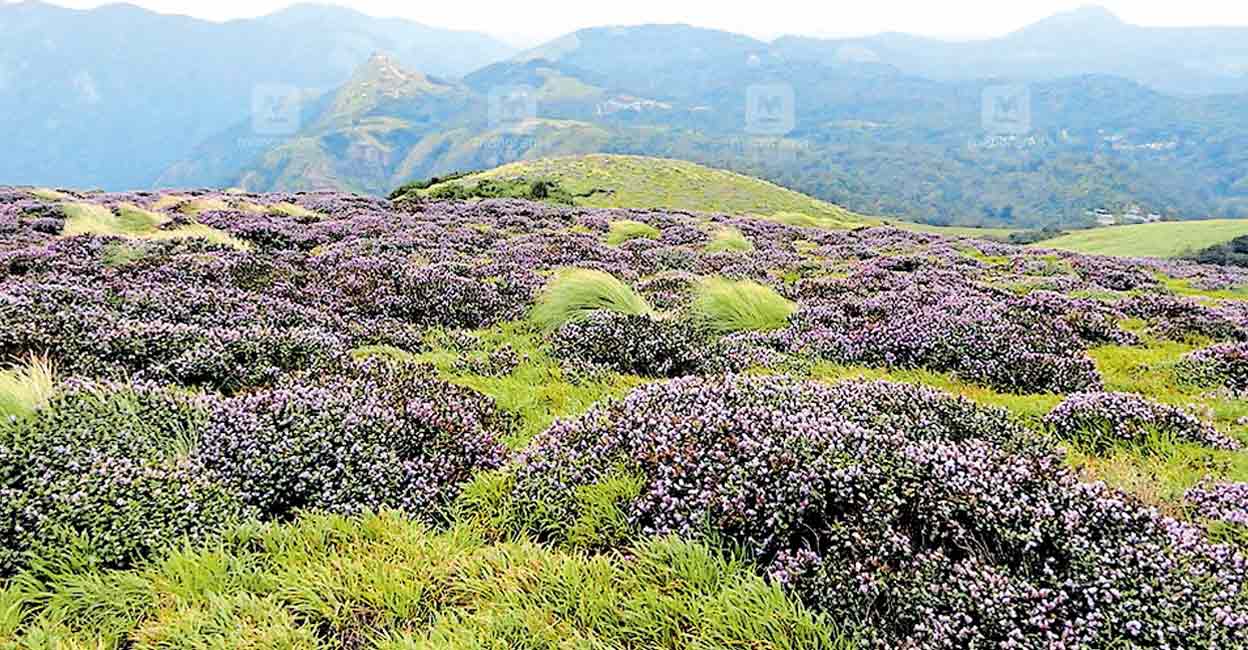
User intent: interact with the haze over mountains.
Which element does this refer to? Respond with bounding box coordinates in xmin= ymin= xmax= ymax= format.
xmin=4 ymin=2 xmax=1248 ymax=227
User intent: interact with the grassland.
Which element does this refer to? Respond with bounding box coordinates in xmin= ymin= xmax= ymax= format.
xmin=422 ymin=154 xmax=873 ymax=226
xmin=1038 ymin=219 xmax=1248 ymax=258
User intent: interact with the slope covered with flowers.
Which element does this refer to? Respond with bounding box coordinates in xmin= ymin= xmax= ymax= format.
xmin=1 ymin=187 xmax=1247 ymax=647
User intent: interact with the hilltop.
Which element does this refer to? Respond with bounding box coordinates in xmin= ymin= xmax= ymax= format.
xmin=407 ymin=155 xmax=870 ymax=226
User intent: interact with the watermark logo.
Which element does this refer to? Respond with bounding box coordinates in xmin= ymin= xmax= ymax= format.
xmin=251 ymin=84 xmax=302 ymax=136
xmin=488 ymin=85 xmax=538 ymax=130
xmin=982 ymin=84 xmax=1031 ymax=135
xmin=746 ymin=84 xmax=795 ymax=136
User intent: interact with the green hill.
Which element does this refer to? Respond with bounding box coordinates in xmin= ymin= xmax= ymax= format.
xmin=416 ymin=154 xmax=871 ymax=226
xmin=1036 ymin=219 xmax=1248 ymax=257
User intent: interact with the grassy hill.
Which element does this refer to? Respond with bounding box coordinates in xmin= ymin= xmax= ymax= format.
xmin=1037 ymin=219 xmax=1248 ymax=257
xmin=418 ymin=155 xmax=872 ymax=226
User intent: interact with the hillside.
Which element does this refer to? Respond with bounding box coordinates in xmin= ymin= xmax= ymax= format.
xmin=1038 ymin=219 xmax=1248 ymax=258
xmin=415 ymin=155 xmax=870 ymax=225
xmin=3 ymin=186 xmax=1247 ymax=644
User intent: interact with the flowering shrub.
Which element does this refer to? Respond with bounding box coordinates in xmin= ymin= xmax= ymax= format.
xmin=0 ymin=381 xmax=251 ymax=574
xmin=549 ymin=311 xmax=714 ymax=377
xmin=510 ymin=375 xmax=1248 ymax=647
xmin=199 ymin=360 xmax=508 ymax=519
xmin=1044 ymin=391 xmax=1240 ymax=450
xmin=1187 ymin=482 xmax=1248 ymax=528
xmin=1178 ymin=342 xmax=1248 ymax=393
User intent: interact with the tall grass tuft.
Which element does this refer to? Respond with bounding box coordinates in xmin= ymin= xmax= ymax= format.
xmin=706 ymin=227 xmax=754 ymax=253
xmin=692 ymin=277 xmax=796 ymax=333
xmin=0 ymin=357 xmax=56 ymax=422
xmin=605 ymin=220 xmax=660 ymax=246
xmin=531 ymin=269 xmax=652 ymax=330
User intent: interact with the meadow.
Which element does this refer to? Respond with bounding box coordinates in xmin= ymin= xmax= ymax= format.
xmin=1038 ymin=219 xmax=1248 ymax=258
xmin=1 ymin=186 xmax=1247 ymax=647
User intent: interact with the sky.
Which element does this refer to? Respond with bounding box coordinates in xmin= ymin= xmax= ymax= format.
xmin=24 ymin=0 xmax=1248 ymax=46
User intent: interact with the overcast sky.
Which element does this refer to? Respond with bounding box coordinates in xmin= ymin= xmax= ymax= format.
xmin=28 ymin=1 xmax=1248 ymax=46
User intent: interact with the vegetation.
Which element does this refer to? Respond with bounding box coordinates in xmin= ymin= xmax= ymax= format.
xmin=413 ymin=155 xmax=870 ymax=226
xmin=3 ymin=188 xmax=1248 ymax=645
xmin=1040 ymin=220 xmax=1248 ymax=258
xmin=705 ymin=227 xmax=754 ymax=253
xmin=690 ymin=277 xmax=796 ymax=333
xmin=0 ymin=357 xmax=55 ymax=422
xmin=1184 ymin=235 xmax=1248 ymax=268
xmin=604 ymin=219 xmax=660 ymax=245
xmin=530 ymin=269 xmax=653 ymax=330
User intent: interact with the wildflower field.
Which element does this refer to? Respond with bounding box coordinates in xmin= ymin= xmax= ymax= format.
xmin=1 ymin=187 xmax=1247 ymax=647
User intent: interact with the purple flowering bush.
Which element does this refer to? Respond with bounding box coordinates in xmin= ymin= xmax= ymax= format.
xmin=199 ymin=359 xmax=508 ymax=520
xmin=1044 ymin=391 xmax=1240 ymax=451
xmin=508 ymin=375 xmax=1248 ymax=647
xmin=549 ymin=311 xmax=716 ymax=377
xmin=1178 ymin=342 xmax=1248 ymax=393
xmin=0 ymin=381 xmax=251 ymax=575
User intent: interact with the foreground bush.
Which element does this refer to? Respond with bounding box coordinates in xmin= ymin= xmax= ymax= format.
xmin=1045 ymin=391 xmax=1240 ymax=451
xmin=1 ymin=382 xmax=251 ymax=575
xmin=199 ymin=360 xmax=508 ymax=520
xmin=2 ymin=512 xmax=852 ymax=649
xmin=509 ymin=375 xmax=1248 ymax=648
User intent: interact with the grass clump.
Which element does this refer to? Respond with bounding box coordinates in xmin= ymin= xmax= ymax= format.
xmin=705 ymin=227 xmax=754 ymax=253
xmin=0 ymin=357 xmax=55 ymax=422
xmin=3 ymin=512 xmax=852 ymax=648
xmin=531 ymin=269 xmax=652 ymax=330
xmin=691 ymin=277 xmax=796 ymax=333
xmin=605 ymin=219 xmax=660 ymax=245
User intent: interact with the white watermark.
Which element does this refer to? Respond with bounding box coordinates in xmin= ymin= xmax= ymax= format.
xmin=745 ymin=83 xmax=795 ymax=136
xmin=982 ymin=84 xmax=1031 ymax=135
xmin=488 ymin=85 xmax=538 ymax=131
xmin=251 ymin=84 xmax=302 ymax=136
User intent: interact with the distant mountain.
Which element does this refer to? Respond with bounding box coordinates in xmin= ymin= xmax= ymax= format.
xmin=185 ymin=45 xmax=1248 ymax=228
xmin=772 ymin=6 xmax=1248 ymax=95
xmin=0 ymin=1 xmax=514 ymax=190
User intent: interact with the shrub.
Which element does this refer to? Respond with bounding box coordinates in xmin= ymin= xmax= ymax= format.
xmin=691 ymin=277 xmax=795 ymax=333
xmin=1 ymin=381 xmax=249 ymax=574
xmin=1177 ymin=342 xmax=1248 ymax=393
xmin=550 ymin=311 xmax=713 ymax=377
xmin=199 ymin=360 xmax=507 ymax=520
xmin=530 ymin=268 xmax=652 ymax=330
xmin=509 ymin=375 xmax=1248 ymax=647
xmin=1044 ymin=391 xmax=1240 ymax=451
xmin=605 ymin=220 xmax=660 ymax=246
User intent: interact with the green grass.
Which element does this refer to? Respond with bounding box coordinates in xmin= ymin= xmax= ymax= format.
xmin=61 ymin=203 xmax=161 ymax=237
xmin=380 ymin=322 xmax=645 ymax=447
xmin=3 ymin=512 xmax=853 ymax=649
xmin=691 ymin=277 xmax=796 ymax=333
xmin=1037 ymin=219 xmax=1248 ymax=258
xmin=530 ymin=268 xmax=652 ymax=330
xmin=0 ymin=357 xmax=55 ymax=422
xmin=605 ymin=219 xmax=660 ymax=245
xmin=58 ymin=201 xmax=249 ymax=250
xmin=705 ymin=227 xmax=754 ymax=253
xmin=419 ymin=154 xmax=872 ymax=225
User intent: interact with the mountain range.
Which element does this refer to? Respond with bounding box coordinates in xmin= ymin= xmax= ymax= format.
xmin=4 ymin=2 xmax=1248 ymax=227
